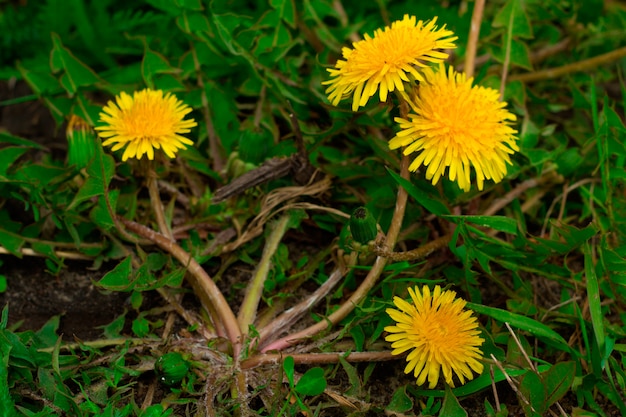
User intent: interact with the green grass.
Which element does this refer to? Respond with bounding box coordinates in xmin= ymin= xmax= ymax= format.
xmin=1 ymin=0 xmax=626 ymax=416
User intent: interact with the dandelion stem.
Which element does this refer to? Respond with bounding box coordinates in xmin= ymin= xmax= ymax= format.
xmin=262 ymin=153 xmax=410 ymax=352
xmin=241 ymin=350 xmax=395 ymax=369
xmin=465 ymin=0 xmax=485 ymax=78
xmin=373 ymin=234 xmax=451 ymax=262
xmin=238 ymin=213 xmax=291 ymax=334
xmin=146 ymin=166 xmax=174 ymax=241
xmin=119 ymin=217 xmax=243 ymax=356
xmin=258 ymin=252 xmax=357 ymax=350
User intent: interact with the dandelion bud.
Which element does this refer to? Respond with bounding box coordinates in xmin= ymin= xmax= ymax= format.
xmin=66 ymin=115 xmax=98 ymax=169
xmin=349 ymin=207 xmax=378 ymax=244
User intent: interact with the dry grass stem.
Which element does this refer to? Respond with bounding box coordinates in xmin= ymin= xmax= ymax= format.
xmin=464 ymin=0 xmax=485 ymax=78
xmin=510 ymin=46 xmax=626 ymax=83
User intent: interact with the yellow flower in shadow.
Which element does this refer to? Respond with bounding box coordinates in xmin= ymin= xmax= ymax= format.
xmin=96 ymin=89 xmax=197 ymax=161
xmin=323 ymin=15 xmax=457 ymax=111
xmin=385 ymin=285 xmax=484 ymax=389
xmin=390 ymin=63 xmax=519 ymax=192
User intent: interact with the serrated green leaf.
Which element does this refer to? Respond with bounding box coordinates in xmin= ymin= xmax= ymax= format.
xmin=102 ymin=313 xmax=126 ymax=339
xmin=177 ymin=11 xmax=210 ymax=33
xmin=17 ymin=62 xmax=61 ymax=96
xmin=445 ymin=215 xmax=519 ymax=235
xmin=493 ymin=0 xmax=533 ymax=38
xmin=386 ymin=386 xmax=413 ymax=413
xmin=338 ymin=356 xmax=361 ymax=397
xmin=0 ymin=229 xmax=25 ymax=257
xmin=0 ymin=133 xmax=47 ymax=150
xmin=0 ymin=333 xmax=15 ymax=413
xmin=50 ymin=33 xmax=100 ymax=94
xmin=531 ymin=223 xmax=597 ymax=255
xmin=295 ymin=367 xmax=326 ymax=396
xmin=90 ymin=189 xmax=119 ymax=230
xmin=0 ymin=147 xmax=29 ymax=177
xmin=519 ymin=371 xmax=546 ymax=416
xmin=97 ymin=257 xmax=133 ymax=291
xmin=131 ymin=291 xmax=144 ymax=310
xmin=142 ymin=48 xmax=179 ymax=88
xmin=211 ymin=12 xmax=243 ymax=56
xmin=68 ymin=147 xmax=115 ymax=210
xmin=543 ymin=361 xmax=575 ymax=406
xmin=14 ymin=163 xmax=69 ymax=187
xmin=146 ymin=0 xmax=181 ymax=15
xmin=153 ymin=74 xmax=186 ymax=92
xmin=270 ymin=0 xmax=296 ymax=28
xmin=509 ymin=40 xmax=532 ymax=70
xmin=146 ymin=253 xmax=168 ymax=271
xmin=35 ymin=315 xmax=60 ymax=348
xmin=51 ymin=332 xmax=62 ymax=378
xmin=161 ymin=268 xmax=185 ymax=287
xmin=555 ymin=148 xmax=584 ymax=177
xmin=1 ymin=329 xmax=35 ymax=367
xmin=176 ymin=0 xmax=202 ymax=10
xmin=142 ymin=50 xmax=175 ymax=75
xmin=132 ymin=316 xmax=150 ymax=337
xmin=349 ymin=325 xmax=365 ymax=351
xmin=490 ymin=39 xmax=532 ymax=70
xmin=440 ymin=385 xmax=467 ymax=417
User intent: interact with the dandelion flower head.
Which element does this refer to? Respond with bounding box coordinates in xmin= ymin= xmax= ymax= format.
xmin=96 ymin=89 xmax=197 ymax=161
xmin=323 ymin=15 xmax=457 ymax=111
xmin=389 ymin=63 xmax=519 ymax=192
xmin=385 ymin=285 xmax=484 ymax=389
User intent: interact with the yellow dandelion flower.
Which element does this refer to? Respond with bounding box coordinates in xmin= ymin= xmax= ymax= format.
xmin=385 ymin=285 xmax=484 ymax=389
xmin=323 ymin=15 xmax=457 ymax=111
xmin=95 ymin=89 xmax=197 ymax=161
xmin=389 ymin=63 xmax=519 ymax=192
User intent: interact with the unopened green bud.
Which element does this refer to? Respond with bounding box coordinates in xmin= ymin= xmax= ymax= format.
xmin=155 ymin=352 xmax=190 ymax=386
xmin=66 ymin=115 xmax=98 ymax=169
xmin=238 ymin=127 xmax=270 ymax=164
xmin=349 ymin=207 xmax=378 ymax=244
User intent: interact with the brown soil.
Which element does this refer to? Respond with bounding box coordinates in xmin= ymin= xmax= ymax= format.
xmin=0 ymin=256 xmax=128 ymax=340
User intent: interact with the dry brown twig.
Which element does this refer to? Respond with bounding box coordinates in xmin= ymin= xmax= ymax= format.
xmin=510 ymin=46 xmax=626 ymax=83
xmin=220 ymin=176 xmax=333 ymax=253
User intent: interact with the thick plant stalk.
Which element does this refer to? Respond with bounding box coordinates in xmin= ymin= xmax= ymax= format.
xmin=258 ymin=252 xmax=357 ymax=349
xmin=119 ymin=217 xmax=243 ymax=355
xmin=241 ymin=350 xmax=395 ymax=369
xmin=261 ymin=154 xmax=410 ymax=352
xmin=146 ymin=170 xmax=174 ymax=241
xmin=510 ymin=46 xmax=626 ymax=83
xmin=238 ymin=214 xmax=291 ymax=333
xmin=373 ymin=235 xmax=451 ymax=262
xmin=465 ymin=0 xmax=485 ymax=78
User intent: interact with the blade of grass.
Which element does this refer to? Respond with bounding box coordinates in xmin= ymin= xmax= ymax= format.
xmin=583 ymin=241 xmax=605 ymax=354
xmin=238 ymin=213 xmax=291 ymax=334
xmin=466 ymin=303 xmax=571 ymax=353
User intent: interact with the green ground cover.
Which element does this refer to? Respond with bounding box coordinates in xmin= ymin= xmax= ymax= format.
xmin=0 ymin=0 xmax=625 ymax=415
